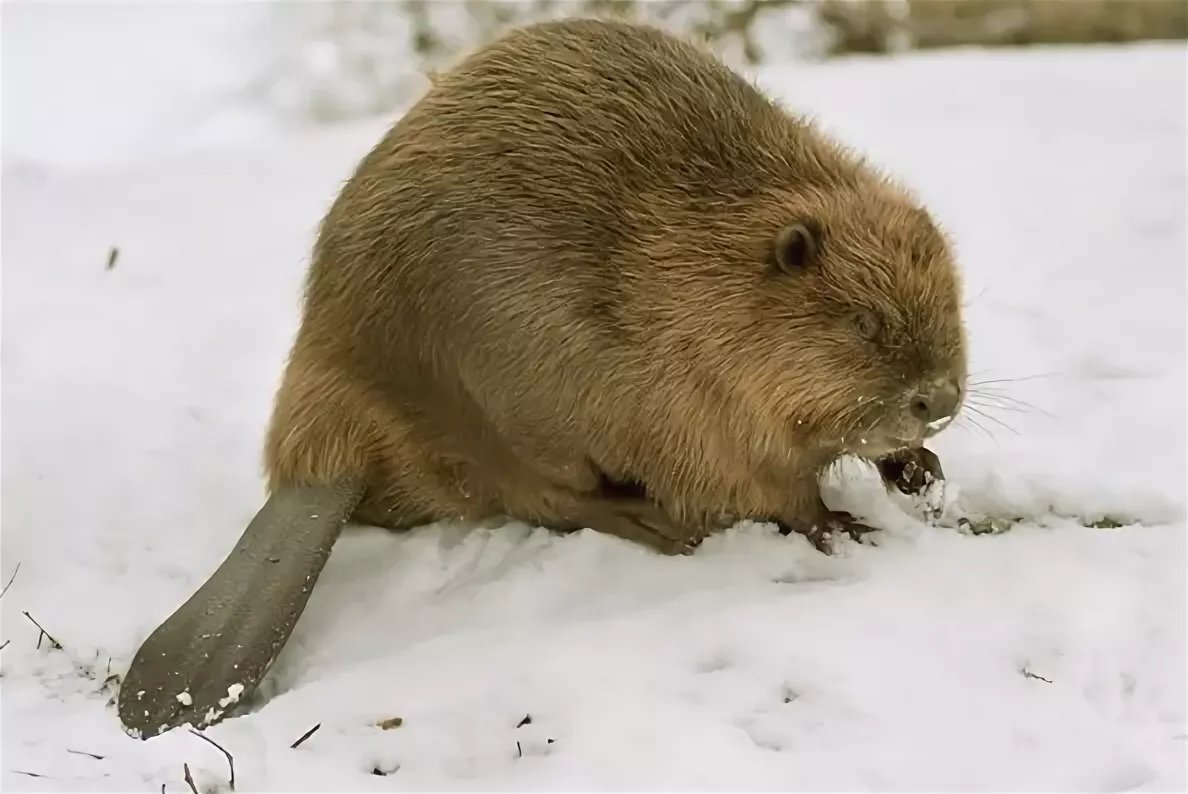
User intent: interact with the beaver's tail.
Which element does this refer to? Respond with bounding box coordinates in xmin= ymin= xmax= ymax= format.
xmin=117 ymin=476 xmax=364 ymax=739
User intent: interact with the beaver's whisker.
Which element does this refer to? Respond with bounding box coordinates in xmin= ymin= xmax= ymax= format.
xmin=963 ymin=405 xmax=1019 ymax=436
xmin=965 ymin=393 xmax=1042 ymax=413
xmin=967 ymin=372 xmax=1059 ymax=387
xmin=956 ymin=414 xmax=999 ymax=445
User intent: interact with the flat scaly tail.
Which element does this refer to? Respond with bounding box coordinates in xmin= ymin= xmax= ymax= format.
xmin=117 ymin=477 xmax=365 ymax=738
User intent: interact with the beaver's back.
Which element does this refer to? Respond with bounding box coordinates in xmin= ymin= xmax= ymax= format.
xmin=297 ymin=18 xmax=833 ymax=367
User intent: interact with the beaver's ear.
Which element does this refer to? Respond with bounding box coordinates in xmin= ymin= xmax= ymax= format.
xmin=772 ymin=221 xmax=821 ymax=274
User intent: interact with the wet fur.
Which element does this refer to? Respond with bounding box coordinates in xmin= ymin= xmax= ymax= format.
xmin=263 ymin=17 xmax=967 ymax=545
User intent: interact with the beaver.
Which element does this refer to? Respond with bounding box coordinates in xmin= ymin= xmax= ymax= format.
xmin=118 ymin=17 xmax=966 ymax=738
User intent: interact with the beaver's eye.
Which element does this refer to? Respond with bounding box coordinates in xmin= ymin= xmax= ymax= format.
xmin=854 ymin=309 xmax=881 ymax=340
xmin=773 ymin=221 xmax=819 ymax=274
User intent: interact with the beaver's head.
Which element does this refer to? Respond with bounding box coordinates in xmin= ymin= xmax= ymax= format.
xmin=643 ymin=179 xmax=968 ymax=461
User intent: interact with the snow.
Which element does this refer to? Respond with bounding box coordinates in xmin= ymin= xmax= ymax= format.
xmin=1 ymin=2 xmax=275 ymax=170
xmin=2 ymin=34 xmax=1186 ymax=792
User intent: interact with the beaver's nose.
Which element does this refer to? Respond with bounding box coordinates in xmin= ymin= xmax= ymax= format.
xmin=909 ymin=378 xmax=962 ymax=426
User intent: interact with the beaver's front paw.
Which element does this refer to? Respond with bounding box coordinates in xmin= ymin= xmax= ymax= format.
xmin=877 ymin=446 xmax=947 ymax=521
xmin=575 ymin=496 xmax=706 ymax=556
xmin=877 ymin=446 xmax=945 ymax=496
xmin=777 ymin=510 xmax=880 ymax=555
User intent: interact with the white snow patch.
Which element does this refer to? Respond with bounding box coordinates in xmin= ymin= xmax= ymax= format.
xmin=1 ymin=39 xmax=1185 ymax=792
xmin=1 ymin=2 xmax=275 ymax=171
xmin=218 ymin=683 xmax=246 ymax=709
xmin=912 ymin=472 xmax=948 ymax=520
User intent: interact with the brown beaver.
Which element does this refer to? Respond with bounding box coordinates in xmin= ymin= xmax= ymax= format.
xmin=118 ymin=17 xmax=966 ymax=738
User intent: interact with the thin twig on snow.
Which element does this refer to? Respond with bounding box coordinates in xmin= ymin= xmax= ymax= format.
xmin=0 ymin=562 xmax=20 ymax=599
xmin=1021 ymin=668 xmax=1053 ymax=684
xmin=22 ymin=611 xmax=62 ymax=650
xmin=66 ymin=748 xmax=106 ymax=760
xmin=290 ymin=723 xmax=321 ymax=749
xmin=189 ymin=728 xmax=235 ymax=790
xmin=182 ymin=763 xmax=199 ymax=794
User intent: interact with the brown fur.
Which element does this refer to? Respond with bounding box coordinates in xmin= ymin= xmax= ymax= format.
xmin=263 ymin=17 xmax=968 ymax=551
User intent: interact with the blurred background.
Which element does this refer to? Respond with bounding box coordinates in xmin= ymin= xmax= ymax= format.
xmin=4 ymin=0 xmax=1186 ymax=169
xmin=255 ymin=0 xmax=1188 ymax=123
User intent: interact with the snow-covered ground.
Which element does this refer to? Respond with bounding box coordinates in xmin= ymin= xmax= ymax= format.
xmin=2 ymin=33 xmax=1186 ymax=792
xmin=1 ymin=2 xmax=274 ymax=170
